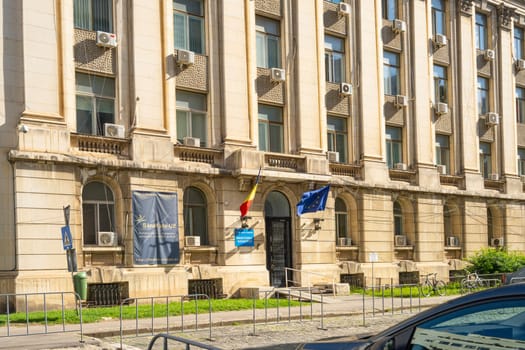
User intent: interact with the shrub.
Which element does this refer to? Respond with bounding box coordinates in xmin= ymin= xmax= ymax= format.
xmin=466 ymin=248 xmax=525 ymax=274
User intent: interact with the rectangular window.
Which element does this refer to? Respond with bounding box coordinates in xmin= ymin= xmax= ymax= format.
xmin=176 ymin=90 xmax=207 ymax=146
xmin=383 ymin=51 xmax=400 ymax=96
xmin=477 ymin=76 xmax=489 ymax=115
xmin=517 ymin=87 xmax=525 ymax=124
xmin=382 ymin=0 xmax=397 ymax=21
xmin=256 ymin=16 xmax=281 ymax=69
xmin=327 ymin=116 xmax=348 ymax=163
xmin=386 ymin=126 xmax=402 ymax=168
xmin=74 ymin=0 xmax=113 ymax=32
xmin=515 ymin=27 xmax=524 ymax=60
xmin=431 ymin=0 xmax=446 ymax=36
xmin=435 ymin=134 xmax=450 ymax=173
xmin=479 ymin=142 xmax=492 ymax=179
xmin=325 ymin=35 xmax=345 ymax=83
xmin=475 ymin=13 xmax=488 ymax=50
xmin=173 ymin=0 xmax=205 ymax=54
xmin=519 ymin=148 xmax=525 ymax=176
xmin=75 ymin=72 xmax=115 ymax=136
xmin=258 ymin=104 xmax=283 ymax=153
xmin=433 ymin=65 xmax=448 ymax=103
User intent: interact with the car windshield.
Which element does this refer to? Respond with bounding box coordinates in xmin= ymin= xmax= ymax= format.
xmin=411 ymin=299 xmax=525 ymax=349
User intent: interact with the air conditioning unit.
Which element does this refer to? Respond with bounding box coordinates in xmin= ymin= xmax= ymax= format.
xmin=437 ymin=164 xmax=447 ymax=175
xmin=394 ymin=235 xmax=407 ymax=246
xmin=485 ymin=112 xmax=499 ymax=126
xmin=270 ymin=68 xmax=286 ymax=82
xmin=436 ymin=102 xmax=448 ymax=115
xmin=104 ymin=123 xmax=125 ymax=138
xmin=484 ymin=49 xmax=495 ymax=61
xmin=395 ymin=95 xmax=408 ymax=108
xmin=394 ymin=163 xmax=407 ymax=171
xmin=489 ymin=173 xmax=499 ymax=181
xmin=338 ymin=237 xmax=352 ymax=246
xmin=516 ymin=59 xmax=525 ymax=71
xmin=97 ymin=231 xmax=117 ymax=246
xmin=339 ymin=82 xmax=353 ymax=96
xmin=177 ymin=49 xmax=195 ymax=66
xmin=338 ymin=2 xmax=351 ymax=16
xmin=447 ymin=236 xmax=459 ymax=247
xmin=433 ymin=33 xmax=448 ymax=47
xmin=183 ymin=136 xmax=200 ymax=147
xmin=327 ymin=151 xmax=340 ymax=162
xmin=96 ymin=31 xmax=117 ymax=48
xmin=392 ymin=19 xmax=406 ymax=33
xmin=185 ymin=236 xmax=201 ymax=247
xmin=490 ymin=237 xmax=504 ymax=247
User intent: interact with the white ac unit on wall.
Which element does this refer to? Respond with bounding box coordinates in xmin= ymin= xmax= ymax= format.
xmin=392 ymin=19 xmax=406 ymax=33
xmin=433 ymin=34 xmax=448 ymax=47
xmin=489 ymin=173 xmax=500 ymax=181
xmin=327 ymin=151 xmax=340 ymax=163
xmin=176 ymin=49 xmax=195 ymax=66
xmin=185 ymin=236 xmax=201 ymax=247
xmin=436 ymin=102 xmax=448 ymax=115
xmin=98 ymin=231 xmax=117 ymax=246
xmin=437 ymin=164 xmax=447 ymax=175
xmin=183 ymin=137 xmax=200 ymax=147
xmin=447 ymin=236 xmax=459 ymax=247
xmin=484 ymin=49 xmax=495 ymax=61
xmin=339 ymin=82 xmax=353 ymax=96
xmin=490 ymin=237 xmax=504 ymax=247
xmin=394 ymin=235 xmax=407 ymax=246
xmin=270 ymin=68 xmax=286 ymax=82
xmin=104 ymin=123 xmax=125 ymax=138
xmin=338 ymin=237 xmax=352 ymax=246
xmin=96 ymin=31 xmax=117 ymax=48
xmin=338 ymin=2 xmax=351 ymax=16
xmin=485 ymin=112 xmax=499 ymax=126
xmin=395 ymin=95 xmax=408 ymax=108
xmin=516 ymin=59 xmax=525 ymax=71
xmin=394 ymin=163 xmax=407 ymax=171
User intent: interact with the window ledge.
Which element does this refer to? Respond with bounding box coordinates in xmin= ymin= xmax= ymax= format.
xmin=336 ymin=246 xmax=359 ymax=251
xmin=183 ymin=246 xmax=218 ymax=252
xmin=83 ymin=245 xmax=124 ymax=252
xmin=394 ymin=245 xmax=414 ymax=251
xmin=444 ymin=246 xmax=462 ymax=251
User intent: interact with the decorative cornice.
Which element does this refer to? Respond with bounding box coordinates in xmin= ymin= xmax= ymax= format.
xmin=457 ymin=0 xmax=474 ymax=17
xmin=498 ymin=4 xmax=516 ymax=32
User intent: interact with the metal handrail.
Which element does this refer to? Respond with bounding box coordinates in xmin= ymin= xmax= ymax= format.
xmin=284 ymin=267 xmax=336 ymax=296
xmin=147 ymin=333 xmax=223 ymax=350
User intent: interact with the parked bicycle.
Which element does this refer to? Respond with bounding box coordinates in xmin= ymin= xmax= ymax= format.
xmin=420 ymin=272 xmax=446 ymax=297
xmin=461 ymin=270 xmax=485 ymax=293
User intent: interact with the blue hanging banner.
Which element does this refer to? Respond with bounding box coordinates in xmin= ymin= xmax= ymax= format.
xmin=132 ymin=191 xmax=180 ymax=265
xmin=234 ymin=228 xmax=255 ymax=247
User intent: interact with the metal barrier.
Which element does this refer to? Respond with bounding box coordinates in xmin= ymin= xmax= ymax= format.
xmin=284 ymin=267 xmax=336 ymax=295
xmin=119 ymin=294 xmax=212 ymax=350
xmin=361 ymin=284 xmax=422 ymax=325
xmin=147 ymin=333 xmax=223 ymax=350
xmin=0 ymin=291 xmax=83 ymax=341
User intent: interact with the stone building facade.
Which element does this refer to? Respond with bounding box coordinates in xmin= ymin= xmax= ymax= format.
xmin=1 ymin=0 xmax=525 ymax=306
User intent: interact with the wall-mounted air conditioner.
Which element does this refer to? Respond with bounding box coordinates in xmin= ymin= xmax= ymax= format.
xmin=490 ymin=237 xmax=504 ymax=247
xmin=176 ymin=49 xmax=195 ymax=66
xmin=339 ymin=82 xmax=353 ymax=96
xmin=437 ymin=164 xmax=447 ymax=175
xmin=489 ymin=173 xmax=500 ymax=181
xmin=338 ymin=237 xmax=352 ymax=246
xmin=270 ymin=68 xmax=286 ymax=82
xmin=392 ymin=19 xmax=406 ymax=33
xmin=394 ymin=235 xmax=407 ymax=246
xmin=484 ymin=49 xmax=495 ymax=61
xmin=516 ymin=59 xmax=525 ymax=71
xmin=96 ymin=31 xmax=117 ymax=48
xmin=485 ymin=112 xmax=499 ymax=127
xmin=435 ymin=102 xmax=448 ymax=115
xmin=338 ymin=2 xmax=351 ymax=16
xmin=394 ymin=163 xmax=407 ymax=171
xmin=395 ymin=95 xmax=408 ymax=108
xmin=185 ymin=236 xmax=201 ymax=247
xmin=97 ymin=231 xmax=117 ymax=246
xmin=433 ymin=33 xmax=447 ymax=47
xmin=447 ymin=236 xmax=459 ymax=247
xmin=104 ymin=123 xmax=125 ymax=138
xmin=327 ymin=151 xmax=340 ymax=163
xmin=183 ymin=137 xmax=200 ymax=147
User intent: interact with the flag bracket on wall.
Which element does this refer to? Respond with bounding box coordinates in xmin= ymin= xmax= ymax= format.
xmin=313 ymin=218 xmax=324 ymax=230
xmin=241 ymin=216 xmax=252 ymax=228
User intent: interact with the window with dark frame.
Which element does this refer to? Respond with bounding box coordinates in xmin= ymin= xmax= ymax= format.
xmin=256 ymin=16 xmax=281 ymax=69
xmin=475 ymin=12 xmax=488 ymax=50
xmin=516 ymin=87 xmax=525 ymax=124
xmin=382 ymin=0 xmax=398 ymax=21
xmin=325 ymin=35 xmax=345 ymax=83
xmin=386 ymin=126 xmax=402 ymax=168
xmin=74 ymin=0 xmax=113 ymax=32
xmin=383 ymin=51 xmax=400 ymax=96
xmin=327 ymin=116 xmax=348 ymax=163
xmin=173 ymin=0 xmax=205 ymax=54
xmin=435 ymin=134 xmax=450 ymax=174
xmin=176 ymin=90 xmax=207 ymax=147
xmin=82 ymin=181 xmax=115 ymax=245
xmin=183 ymin=187 xmax=208 ymax=245
xmin=479 ymin=142 xmax=492 ymax=179
xmin=434 ymin=65 xmax=448 ymax=103
xmin=258 ymin=104 xmax=284 ymax=153
xmin=477 ymin=76 xmax=489 ymax=115
xmin=431 ymin=0 xmax=446 ymax=36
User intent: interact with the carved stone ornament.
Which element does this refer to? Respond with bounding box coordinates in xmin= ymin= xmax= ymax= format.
xmin=498 ymin=4 xmax=516 ymax=31
xmin=457 ymin=0 xmax=473 ymax=17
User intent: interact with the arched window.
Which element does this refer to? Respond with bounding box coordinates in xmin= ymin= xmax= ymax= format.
xmin=82 ymin=181 xmax=115 ymax=245
xmin=335 ymin=198 xmax=349 ymax=245
xmin=393 ymin=201 xmax=403 ymax=236
xmin=183 ymin=187 xmax=208 ymax=245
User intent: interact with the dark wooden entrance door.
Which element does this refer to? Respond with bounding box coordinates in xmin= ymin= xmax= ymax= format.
xmin=266 ymin=218 xmax=292 ymax=287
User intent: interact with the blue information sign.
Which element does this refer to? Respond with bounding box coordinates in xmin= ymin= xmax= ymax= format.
xmin=234 ymin=228 xmax=255 ymax=247
xmin=61 ymin=226 xmax=73 ymax=250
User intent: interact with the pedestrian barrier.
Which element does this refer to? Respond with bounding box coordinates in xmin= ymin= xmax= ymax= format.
xmin=0 ymin=291 xmax=83 ymax=341
xmin=147 ymin=332 xmax=223 ymax=350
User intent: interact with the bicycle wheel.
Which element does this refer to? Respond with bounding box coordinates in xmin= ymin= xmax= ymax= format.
xmin=460 ymin=279 xmax=471 ymax=293
xmin=435 ymin=280 xmax=446 ymax=296
xmin=421 ymin=281 xmax=432 ymax=297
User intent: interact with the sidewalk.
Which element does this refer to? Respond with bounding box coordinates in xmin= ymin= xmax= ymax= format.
xmin=0 ymin=294 xmax=457 ymax=350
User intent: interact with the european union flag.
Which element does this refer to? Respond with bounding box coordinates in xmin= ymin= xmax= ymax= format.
xmin=296 ymin=185 xmax=330 ymax=216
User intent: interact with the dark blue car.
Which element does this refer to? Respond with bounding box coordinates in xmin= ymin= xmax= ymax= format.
xmin=298 ymin=283 xmax=525 ymax=350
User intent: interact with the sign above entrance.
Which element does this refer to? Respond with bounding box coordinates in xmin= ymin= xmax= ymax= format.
xmin=234 ymin=228 xmax=254 ymax=247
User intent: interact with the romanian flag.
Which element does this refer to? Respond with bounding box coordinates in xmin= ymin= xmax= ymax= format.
xmin=239 ymin=169 xmax=261 ymax=218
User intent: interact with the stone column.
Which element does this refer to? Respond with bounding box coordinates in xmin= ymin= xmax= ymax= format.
xmin=414 ymin=196 xmax=444 ymax=263
xmin=463 ymin=199 xmax=487 ymax=257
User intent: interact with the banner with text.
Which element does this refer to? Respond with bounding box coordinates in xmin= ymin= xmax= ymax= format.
xmin=132 ymin=191 xmax=180 ymax=265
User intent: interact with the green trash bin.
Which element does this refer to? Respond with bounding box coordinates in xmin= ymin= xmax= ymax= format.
xmin=73 ymin=271 xmax=87 ymax=300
